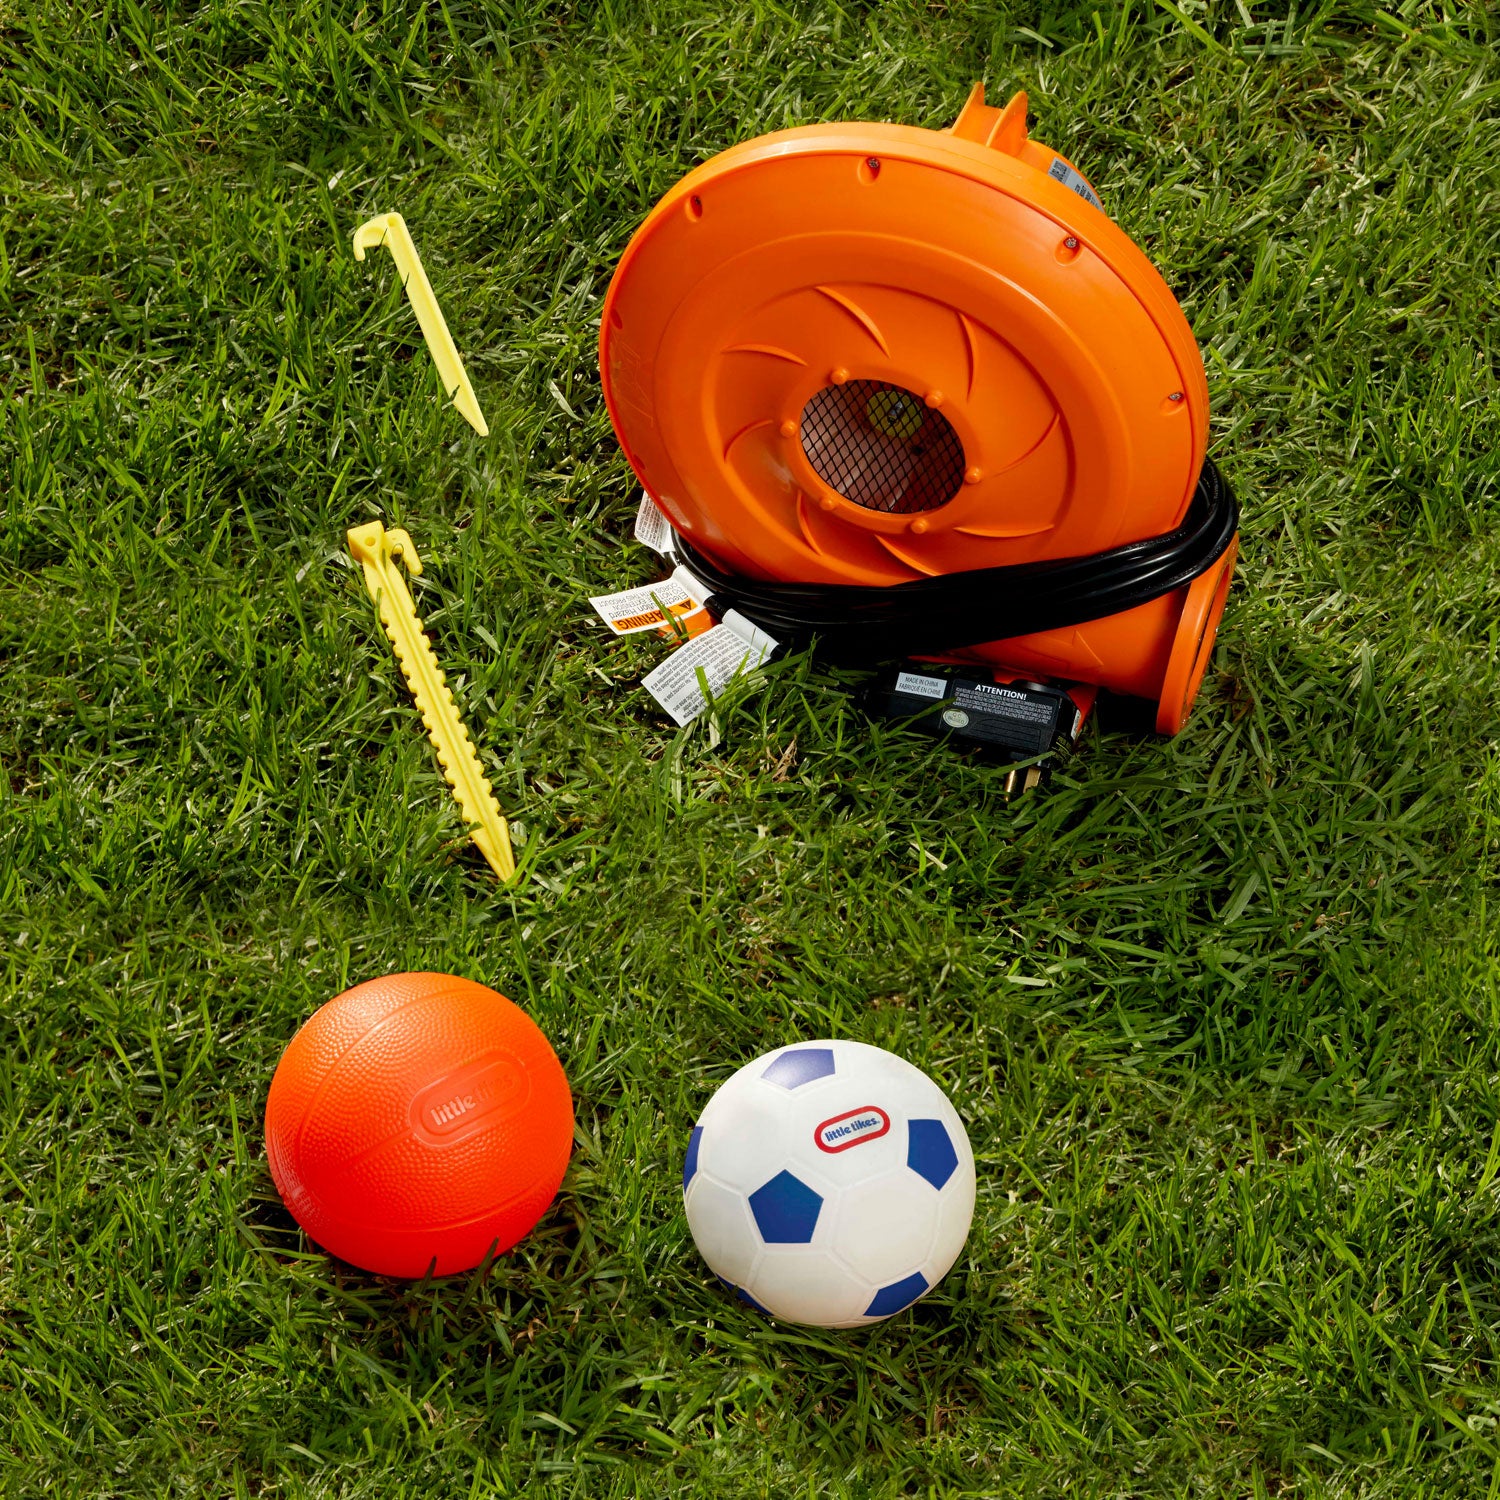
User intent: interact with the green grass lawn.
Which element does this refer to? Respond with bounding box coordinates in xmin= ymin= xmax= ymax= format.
xmin=4 ymin=1 xmax=1500 ymax=1494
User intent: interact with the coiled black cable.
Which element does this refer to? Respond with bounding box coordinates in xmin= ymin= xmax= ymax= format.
xmin=675 ymin=456 xmax=1238 ymax=664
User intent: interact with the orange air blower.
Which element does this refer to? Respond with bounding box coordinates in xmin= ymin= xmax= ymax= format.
xmin=599 ymin=85 xmax=1239 ymax=736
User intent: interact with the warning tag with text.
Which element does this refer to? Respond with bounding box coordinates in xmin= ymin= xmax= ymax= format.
xmin=633 ymin=494 xmax=677 ymax=556
xmin=641 ymin=616 xmax=779 ymax=727
xmin=589 ymin=564 xmax=710 ymax=636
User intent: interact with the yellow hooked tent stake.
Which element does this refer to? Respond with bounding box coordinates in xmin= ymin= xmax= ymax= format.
xmin=347 ymin=520 xmax=516 ymax=881
xmin=353 ymin=212 xmax=489 ymax=437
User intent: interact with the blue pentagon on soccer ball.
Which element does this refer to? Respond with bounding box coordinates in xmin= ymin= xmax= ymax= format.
xmin=682 ymin=1126 xmax=703 ymax=1193
xmin=865 ymin=1270 xmax=929 ymax=1318
xmin=748 ymin=1170 xmax=823 ymax=1242
xmin=716 ymin=1275 xmax=771 ymax=1314
xmin=906 ymin=1118 xmax=958 ymax=1190
xmin=761 ymin=1048 xmax=835 ymax=1089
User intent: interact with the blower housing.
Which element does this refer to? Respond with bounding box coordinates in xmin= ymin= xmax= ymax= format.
xmin=599 ymin=86 xmax=1238 ymax=734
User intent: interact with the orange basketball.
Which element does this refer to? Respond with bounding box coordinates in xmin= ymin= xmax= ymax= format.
xmin=265 ymin=973 xmax=572 ymax=1278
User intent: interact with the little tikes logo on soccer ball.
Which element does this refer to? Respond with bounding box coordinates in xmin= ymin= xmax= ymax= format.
xmin=814 ymin=1106 xmax=891 ymax=1153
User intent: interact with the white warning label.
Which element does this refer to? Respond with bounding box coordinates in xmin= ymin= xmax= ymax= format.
xmin=589 ymin=573 xmax=704 ymax=635
xmin=633 ymin=494 xmax=677 ymax=556
xmin=641 ymin=620 xmax=777 ymax=727
xmin=1047 ymin=156 xmax=1105 ymax=213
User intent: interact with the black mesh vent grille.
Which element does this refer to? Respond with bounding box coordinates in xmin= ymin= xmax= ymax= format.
xmin=799 ymin=381 xmax=966 ymax=515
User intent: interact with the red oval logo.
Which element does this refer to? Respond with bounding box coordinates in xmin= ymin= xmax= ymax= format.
xmin=814 ymin=1105 xmax=891 ymax=1153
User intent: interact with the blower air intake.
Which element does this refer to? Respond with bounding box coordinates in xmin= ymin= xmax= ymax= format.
xmin=599 ymin=85 xmax=1239 ymax=737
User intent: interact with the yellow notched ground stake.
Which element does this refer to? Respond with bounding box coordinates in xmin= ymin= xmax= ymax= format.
xmin=353 ymin=212 xmax=489 ymax=437
xmin=347 ymin=520 xmax=516 ymax=881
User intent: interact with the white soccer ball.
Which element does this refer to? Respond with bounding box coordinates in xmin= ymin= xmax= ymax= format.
xmin=682 ymin=1039 xmax=976 ymax=1327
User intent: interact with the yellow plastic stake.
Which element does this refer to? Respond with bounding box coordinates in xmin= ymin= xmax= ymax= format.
xmin=347 ymin=520 xmax=516 ymax=881
xmin=352 ymin=212 xmax=490 ymax=437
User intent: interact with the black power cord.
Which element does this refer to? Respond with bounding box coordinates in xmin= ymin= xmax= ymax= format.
xmin=675 ymin=457 xmax=1238 ymax=663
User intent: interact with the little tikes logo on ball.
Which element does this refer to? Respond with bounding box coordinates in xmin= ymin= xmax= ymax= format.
xmin=411 ymin=1050 xmax=530 ymax=1143
xmin=814 ymin=1106 xmax=891 ymax=1153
